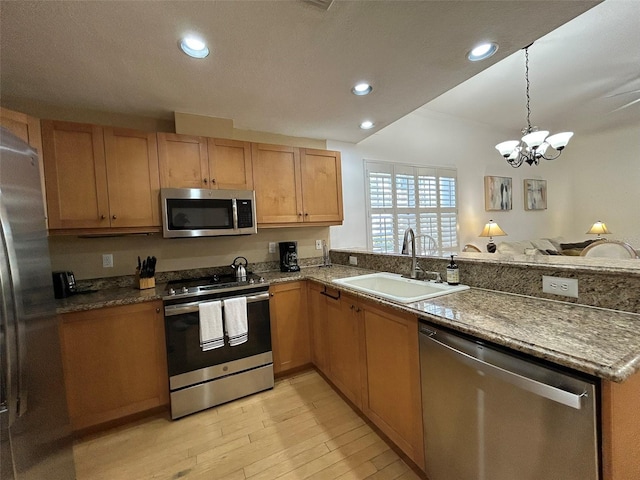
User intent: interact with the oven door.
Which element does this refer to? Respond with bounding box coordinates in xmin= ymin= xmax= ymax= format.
xmin=164 ymin=291 xmax=271 ymax=390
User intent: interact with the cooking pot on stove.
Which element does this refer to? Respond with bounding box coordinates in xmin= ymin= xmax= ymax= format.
xmin=231 ymin=256 xmax=248 ymax=282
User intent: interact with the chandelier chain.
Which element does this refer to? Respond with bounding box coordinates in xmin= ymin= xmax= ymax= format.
xmin=525 ymin=46 xmax=531 ymax=132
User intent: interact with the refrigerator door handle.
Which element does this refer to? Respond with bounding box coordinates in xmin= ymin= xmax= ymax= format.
xmin=0 ymin=207 xmax=27 ymax=425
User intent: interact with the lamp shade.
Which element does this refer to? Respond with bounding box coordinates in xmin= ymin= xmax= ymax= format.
xmin=546 ymin=132 xmax=574 ymax=150
xmin=479 ymin=220 xmax=507 ymax=238
xmin=586 ymin=221 xmax=611 ymax=236
xmin=495 ymin=140 xmax=519 ymax=157
xmin=522 ymin=130 xmax=549 ymax=149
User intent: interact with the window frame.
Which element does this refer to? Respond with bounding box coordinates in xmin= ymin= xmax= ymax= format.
xmin=364 ymin=160 xmax=459 ymax=255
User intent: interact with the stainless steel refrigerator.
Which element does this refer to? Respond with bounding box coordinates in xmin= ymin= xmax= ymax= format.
xmin=0 ymin=127 xmax=75 ymax=479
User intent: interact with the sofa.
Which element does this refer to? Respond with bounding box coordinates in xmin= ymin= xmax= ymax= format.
xmin=495 ymin=238 xmax=598 ymax=256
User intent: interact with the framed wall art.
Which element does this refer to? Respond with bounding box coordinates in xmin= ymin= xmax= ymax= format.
xmin=524 ymin=179 xmax=547 ymax=210
xmin=484 ymin=176 xmax=512 ymax=211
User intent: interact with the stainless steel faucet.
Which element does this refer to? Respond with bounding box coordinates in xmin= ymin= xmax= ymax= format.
xmin=402 ymin=227 xmax=419 ymax=279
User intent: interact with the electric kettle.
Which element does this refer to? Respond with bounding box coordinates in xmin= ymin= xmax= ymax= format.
xmin=231 ymin=256 xmax=248 ymax=281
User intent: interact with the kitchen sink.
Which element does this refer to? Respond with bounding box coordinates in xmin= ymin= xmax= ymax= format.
xmin=332 ymin=272 xmax=469 ymax=304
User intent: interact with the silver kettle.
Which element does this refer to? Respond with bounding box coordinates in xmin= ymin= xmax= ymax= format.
xmin=231 ymin=256 xmax=248 ymax=281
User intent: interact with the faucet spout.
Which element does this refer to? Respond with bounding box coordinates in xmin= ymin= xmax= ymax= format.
xmin=402 ymin=228 xmax=418 ymax=279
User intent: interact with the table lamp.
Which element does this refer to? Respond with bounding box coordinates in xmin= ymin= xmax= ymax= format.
xmin=479 ymin=220 xmax=507 ymax=253
xmin=586 ymin=221 xmax=611 ymax=240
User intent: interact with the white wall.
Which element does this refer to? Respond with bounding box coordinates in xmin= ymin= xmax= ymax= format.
xmin=566 ymin=124 xmax=640 ymax=247
xmin=329 ymin=108 xmax=576 ymax=250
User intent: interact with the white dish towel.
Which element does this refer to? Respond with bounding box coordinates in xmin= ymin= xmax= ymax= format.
xmin=223 ymin=296 xmax=248 ymax=346
xmin=199 ymin=300 xmax=224 ymax=351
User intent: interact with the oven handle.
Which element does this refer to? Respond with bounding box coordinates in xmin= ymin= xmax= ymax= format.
xmin=164 ymin=292 xmax=270 ymax=317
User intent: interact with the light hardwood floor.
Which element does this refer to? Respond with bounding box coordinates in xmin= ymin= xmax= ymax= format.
xmin=73 ymin=370 xmax=423 ymax=480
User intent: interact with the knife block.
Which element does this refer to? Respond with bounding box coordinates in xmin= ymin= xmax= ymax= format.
xmin=135 ymin=273 xmax=155 ymax=290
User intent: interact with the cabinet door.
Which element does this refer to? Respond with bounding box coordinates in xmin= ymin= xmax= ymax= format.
xmin=300 ymin=148 xmax=343 ymax=223
xmin=326 ymin=292 xmax=364 ymax=408
xmin=307 ymin=281 xmax=330 ymax=374
xmin=252 ymin=143 xmax=303 ymax=224
xmin=1 ymin=108 xmax=47 ymax=227
xmin=269 ymin=282 xmax=311 ymax=374
xmin=207 ymin=138 xmax=253 ymax=190
xmin=41 ymin=120 xmax=109 ymax=229
xmin=362 ymin=301 xmax=425 ymax=469
xmin=157 ymin=132 xmax=209 ymax=189
xmin=59 ymin=301 xmax=168 ymax=432
xmin=104 ymin=128 xmax=161 ymax=227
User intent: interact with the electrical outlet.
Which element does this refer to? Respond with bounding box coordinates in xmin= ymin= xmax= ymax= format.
xmin=102 ymin=253 xmax=114 ymax=268
xmin=268 ymin=242 xmax=276 ymax=254
xmin=542 ymin=275 xmax=578 ymax=298
xmin=349 ymin=255 xmax=358 ymax=266
xmin=315 ymin=240 xmax=323 ymax=250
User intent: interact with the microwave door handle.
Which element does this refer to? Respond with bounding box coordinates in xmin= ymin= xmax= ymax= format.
xmin=232 ymin=199 xmax=239 ymax=230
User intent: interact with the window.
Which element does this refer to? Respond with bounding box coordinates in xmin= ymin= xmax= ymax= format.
xmin=365 ymin=161 xmax=458 ymax=254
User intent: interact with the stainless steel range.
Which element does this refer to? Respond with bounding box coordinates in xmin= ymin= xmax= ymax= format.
xmin=163 ymin=273 xmax=273 ymax=419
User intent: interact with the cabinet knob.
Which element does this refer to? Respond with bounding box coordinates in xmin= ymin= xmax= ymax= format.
xmin=203 ymin=178 xmax=208 ymax=184
xmin=211 ymin=178 xmax=216 ymax=184
xmin=305 ymin=213 xmax=309 ymax=217
xmin=112 ymin=215 xmax=117 ymax=220
xmin=298 ymin=212 xmax=303 ymax=217
xmin=156 ymin=308 xmax=160 ymax=313
xmin=270 ymin=293 xmax=274 ymax=297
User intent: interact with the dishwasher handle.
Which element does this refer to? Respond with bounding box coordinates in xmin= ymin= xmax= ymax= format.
xmin=421 ymin=330 xmax=587 ymax=410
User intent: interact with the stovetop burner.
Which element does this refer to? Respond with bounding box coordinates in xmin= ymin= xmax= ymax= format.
xmin=165 ymin=272 xmax=266 ymax=299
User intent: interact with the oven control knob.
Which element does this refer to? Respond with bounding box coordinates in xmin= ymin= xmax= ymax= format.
xmin=259 ymin=277 xmax=265 ymax=283
xmin=181 ymin=287 xmax=189 ymax=294
xmin=168 ymin=288 xmax=175 ymax=296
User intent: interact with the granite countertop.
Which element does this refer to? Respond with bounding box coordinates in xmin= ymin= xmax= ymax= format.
xmin=56 ymin=265 xmax=640 ymax=383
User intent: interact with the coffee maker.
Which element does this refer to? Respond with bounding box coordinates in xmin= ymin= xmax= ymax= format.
xmin=279 ymin=241 xmax=300 ymax=272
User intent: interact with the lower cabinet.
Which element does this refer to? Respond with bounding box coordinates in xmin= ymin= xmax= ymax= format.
xmin=325 ymin=291 xmax=365 ymax=409
xmin=306 ymin=280 xmax=424 ymax=469
xmin=59 ymin=301 xmax=168 ymax=432
xmin=361 ymin=301 xmax=425 ymax=470
xmin=602 ymin=373 xmax=640 ymax=480
xmin=269 ymin=281 xmax=311 ymax=374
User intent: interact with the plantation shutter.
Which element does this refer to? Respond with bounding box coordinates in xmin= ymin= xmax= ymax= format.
xmin=366 ymin=161 xmax=458 ymax=254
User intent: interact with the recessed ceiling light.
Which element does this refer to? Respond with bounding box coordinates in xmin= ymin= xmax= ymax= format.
xmin=180 ymin=35 xmax=210 ymax=59
xmin=360 ymin=120 xmax=375 ymax=130
xmin=352 ymin=82 xmax=373 ymax=96
xmin=467 ymin=42 xmax=498 ymax=62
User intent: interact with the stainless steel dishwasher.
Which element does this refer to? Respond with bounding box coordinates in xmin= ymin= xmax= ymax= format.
xmin=419 ymin=322 xmax=599 ymax=480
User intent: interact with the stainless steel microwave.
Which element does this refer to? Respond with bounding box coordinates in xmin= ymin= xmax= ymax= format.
xmin=161 ymin=188 xmax=257 ymax=238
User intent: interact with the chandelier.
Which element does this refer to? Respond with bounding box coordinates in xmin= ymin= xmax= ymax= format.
xmin=495 ymin=45 xmax=574 ymax=168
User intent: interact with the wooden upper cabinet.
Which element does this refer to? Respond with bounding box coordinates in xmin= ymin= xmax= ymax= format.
xmin=252 ymin=143 xmax=303 ymax=224
xmin=42 ymin=120 xmax=161 ymax=231
xmin=0 ymin=107 xmax=42 ymax=152
xmin=1 ymin=108 xmax=47 ymax=227
xmin=157 ymin=133 xmax=208 ymax=189
xmin=207 ymin=138 xmax=253 ymax=190
xmin=42 ymin=120 xmax=110 ymax=229
xmin=300 ymin=148 xmax=343 ymax=223
xmin=104 ymin=128 xmax=161 ymax=227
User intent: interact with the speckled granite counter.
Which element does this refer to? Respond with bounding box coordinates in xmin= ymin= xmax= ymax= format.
xmin=56 ymin=265 xmax=640 ymax=383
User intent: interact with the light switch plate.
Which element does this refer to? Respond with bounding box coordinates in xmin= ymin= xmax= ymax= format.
xmin=542 ymin=275 xmax=578 ymax=298
xmin=349 ymin=255 xmax=358 ymax=266
xmin=268 ymin=242 xmax=276 ymax=254
xmin=315 ymin=240 xmax=323 ymax=250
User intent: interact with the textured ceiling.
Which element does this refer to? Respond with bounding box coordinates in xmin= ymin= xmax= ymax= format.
xmin=0 ymin=0 xmax=599 ymax=143
xmin=423 ymin=0 xmax=640 ymax=138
